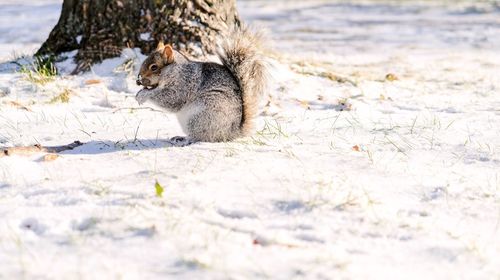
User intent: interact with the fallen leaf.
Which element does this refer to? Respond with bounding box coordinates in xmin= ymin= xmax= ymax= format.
xmin=155 ymin=180 xmax=164 ymax=197
xmin=85 ymin=79 xmax=101 ymax=85
xmin=43 ymin=153 xmax=59 ymax=161
xmin=352 ymin=145 xmax=360 ymax=152
xmin=294 ymin=98 xmax=310 ymax=109
xmin=323 ymin=72 xmax=338 ymax=81
xmin=385 ymin=73 xmax=399 ymax=81
xmin=300 ymin=101 xmax=310 ymax=109
xmin=48 ymin=89 xmax=71 ymax=104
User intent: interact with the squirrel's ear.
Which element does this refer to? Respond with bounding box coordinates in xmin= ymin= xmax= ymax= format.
xmin=156 ymin=41 xmax=165 ymax=50
xmin=163 ymin=44 xmax=174 ymax=63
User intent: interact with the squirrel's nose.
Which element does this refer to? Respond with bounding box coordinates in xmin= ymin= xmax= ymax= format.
xmin=136 ymin=79 xmax=142 ymax=86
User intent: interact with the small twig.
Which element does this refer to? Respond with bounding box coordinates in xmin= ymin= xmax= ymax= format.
xmin=79 ymin=129 xmax=92 ymax=138
xmin=1 ymin=141 xmax=84 ymax=157
xmin=5 ymin=101 xmax=32 ymax=112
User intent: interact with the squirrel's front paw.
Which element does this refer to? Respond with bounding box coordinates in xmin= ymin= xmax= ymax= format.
xmin=135 ymin=89 xmax=149 ymax=105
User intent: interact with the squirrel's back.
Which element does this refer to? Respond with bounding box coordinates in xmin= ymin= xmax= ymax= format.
xmin=217 ymin=26 xmax=269 ymax=136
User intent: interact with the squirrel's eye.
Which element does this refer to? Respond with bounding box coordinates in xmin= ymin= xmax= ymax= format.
xmin=150 ymin=64 xmax=158 ymax=71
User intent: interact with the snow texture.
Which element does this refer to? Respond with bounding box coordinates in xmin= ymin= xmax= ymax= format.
xmin=0 ymin=0 xmax=499 ymax=279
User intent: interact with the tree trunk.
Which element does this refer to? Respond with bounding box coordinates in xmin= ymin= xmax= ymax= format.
xmin=37 ymin=0 xmax=240 ymax=73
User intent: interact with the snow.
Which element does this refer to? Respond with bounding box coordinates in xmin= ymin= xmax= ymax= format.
xmin=1 ymin=0 xmax=500 ymax=279
xmin=140 ymin=33 xmax=151 ymax=41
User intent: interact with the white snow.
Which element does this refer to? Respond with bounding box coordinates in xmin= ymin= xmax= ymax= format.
xmin=140 ymin=33 xmax=151 ymax=41
xmin=1 ymin=0 xmax=500 ymax=279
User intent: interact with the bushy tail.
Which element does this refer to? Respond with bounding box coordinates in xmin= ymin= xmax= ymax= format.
xmin=217 ymin=26 xmax=269 ymax=136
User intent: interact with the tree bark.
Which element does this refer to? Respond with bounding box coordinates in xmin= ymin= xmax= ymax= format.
xmin=37 ymin=0 xmax=240 ymax=73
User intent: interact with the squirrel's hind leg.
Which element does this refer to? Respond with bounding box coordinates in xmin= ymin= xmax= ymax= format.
xmin=186 ymin=101 xmax=242 ymax=142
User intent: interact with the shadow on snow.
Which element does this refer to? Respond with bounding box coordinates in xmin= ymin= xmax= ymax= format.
xmin=62 ymin=139 xmax=192 ymax=155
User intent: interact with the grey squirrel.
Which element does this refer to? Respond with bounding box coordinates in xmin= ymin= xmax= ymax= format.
xmin=135 ymin=27 xmax=268 ymax=143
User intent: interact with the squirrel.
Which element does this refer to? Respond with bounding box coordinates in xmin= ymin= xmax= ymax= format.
xmin=135 ymin=27 xmax=268 ymax=143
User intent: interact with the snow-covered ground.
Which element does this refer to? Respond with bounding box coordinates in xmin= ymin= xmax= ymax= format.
xmin=1 ymin=0 xmax=499 ymax=279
